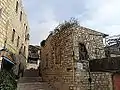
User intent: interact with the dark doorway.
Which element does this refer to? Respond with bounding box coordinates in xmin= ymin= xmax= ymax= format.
xmin=79 ymin=43 xmax=89 ymax=61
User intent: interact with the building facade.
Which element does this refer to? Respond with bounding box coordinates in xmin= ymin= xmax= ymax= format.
xmin=0 ymin=0 xmax=29 ymax=74
xmin=28 ymin=45 xmax=40 ymax=64
xmin=27 ymin=45 xmax=40 ymax=69
xmin=105 ymin=35 xmax=120 ymax=57
xmin=40 ymin=25 xmax=113 ymax=90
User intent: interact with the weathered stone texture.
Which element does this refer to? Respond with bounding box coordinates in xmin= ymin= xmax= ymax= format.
xmin=74 ymin=71 xmax=112 ymax=90
xmin=0 ymin=0 xmax=29 ymax=61
xmin=73 ymin=27 xmax=105 ymax=60
xmin=73 ymin=27 xmax=112 ymax=90
xmin=41 ymin=28 xmax=74 ymax=89
xmin=41 ymin=26 xmax=112 ymax=90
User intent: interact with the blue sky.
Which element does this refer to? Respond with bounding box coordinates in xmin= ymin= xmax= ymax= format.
xmin=23 ymin=0 xmax=120 ymax=45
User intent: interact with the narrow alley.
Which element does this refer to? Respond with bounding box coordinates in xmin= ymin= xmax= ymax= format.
xmin=17 ymin=45 xmax=55 ymax=90
xmin=0 ymin=0 xmax=120 ymax=90
xmin=17 ymin=68 xmax=54 ymax=90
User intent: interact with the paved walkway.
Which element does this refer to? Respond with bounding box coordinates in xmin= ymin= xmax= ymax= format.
xmin=17 ymin=68 xmax=55 ymax=90
xmin=17 ymin=77 xmax=54 ymax=90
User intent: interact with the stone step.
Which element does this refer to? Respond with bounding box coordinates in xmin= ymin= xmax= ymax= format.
xmin=18 ymin=77 xmax=42 ymax=83
xmin=17 ymin=82 xmax=54 ymax=90
xmin=17 ymin=82 xmax=45 ymax=90
xmin=23 ymin=69 xmax=39 ymax=77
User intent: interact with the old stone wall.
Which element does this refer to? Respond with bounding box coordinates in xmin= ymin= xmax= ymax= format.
xmin=41 ymin=28 xmax=75 ymax=90
xmin=41 ymin=26 xmax=113 ymax=90
xmin=73 ymin=26 xmax=113 ymax=90
xmin=0 ymin=0 xmax=29 ymax=63
xmin=73 ymin=26 xmax=105 ymax=61
xmin=74 ymin=71 xmax=113 ymax=90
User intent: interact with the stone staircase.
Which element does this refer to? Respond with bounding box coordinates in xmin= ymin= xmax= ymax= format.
xmin=17 ymin=68 xmax=54 ymax=90
xmin=23 ymin=68 xmax=39 ymax=77
xmin=17 ymin=77 xmax=53 ymax=90
xmin=18 ymin=77 xmax=42 ymax=83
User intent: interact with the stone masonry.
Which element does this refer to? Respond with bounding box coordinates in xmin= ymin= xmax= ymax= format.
xmin=41 ymin=25 xmax=113 ymax=90
xmin=0 ymin=0 xmax=29 ymax=64
xmin=73 ymin=27 xmax=112 ymax=90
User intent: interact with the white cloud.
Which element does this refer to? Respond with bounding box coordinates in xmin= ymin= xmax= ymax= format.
xmin=23 ymin=0 xmax=58 ymax=45
xmin=80 ymin=0 xmax=120 ymax=35
xmin=38 ymin=8 xmax=58 ymax=42
xmin=30 ymin=8 xmax=58 ymax=45
xmin=38 ymin=20 xmax=58 ymax=41
xmin=23 ymin=0 xmax=120 ymax=44
xmin=30 ymin=20 xmax=58 ymax=45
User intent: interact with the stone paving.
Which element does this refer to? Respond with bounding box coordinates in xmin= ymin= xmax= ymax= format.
xmin=17 ymin=68 xmax=55 ymax=90
xmin=17 ymin=79 xmax=53 ymax=90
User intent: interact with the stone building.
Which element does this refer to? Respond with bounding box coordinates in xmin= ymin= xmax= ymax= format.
xmin=28 ymin=45 xmax=40 ymax=64
xmin=27 ymin=45 xmax=40 ymax=69
xmin=0 ymin=0 xmax=29 ymax=74
xmin=105 ymin=35 xmax=120 ymax=57
xmin=40 ymin=22 xmax=113 ymax=90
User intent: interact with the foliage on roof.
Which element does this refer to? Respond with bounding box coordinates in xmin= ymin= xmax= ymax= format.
xmin=54 ymin=18 xmax=79 ymax=33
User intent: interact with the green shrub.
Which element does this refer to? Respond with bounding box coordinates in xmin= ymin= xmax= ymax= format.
xmin=0 ymin=69 xmax=17 ymax=90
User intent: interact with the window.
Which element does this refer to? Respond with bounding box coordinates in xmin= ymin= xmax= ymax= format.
xmin=0 ymin=8 xmax=3 ymax=18
xmin=12 ymin=29 xmax=15 ymax=42
xmin=25 ymin=34 xmax=30 ymax=41
xmin=25 ymin=26 xmax=28 ymax=41
xmin=16 ymin=1 xmax=18 ymax=13
xmin=19 ymin=44 xmax=23 ymax=54
xmin=79 ymin=43 xmax=89 ymax=60
xmin=24 ymin=24 xmax=26 ymax=28
xmin=17 ymin=36 xmax=20 ymax=47
xmin=23 ymin=46 xmax=26 ymax=54
xmin=25 ymin=26 xmax=27 ymax=33
xmin=20 ymin=11 xmax=22 ymax=21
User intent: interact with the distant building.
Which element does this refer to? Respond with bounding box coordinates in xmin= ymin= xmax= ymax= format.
xmin=40 ymin=24 xmax=112 ymax=90
xmin=27 ymin=45 xmax=40 ymax=69
xmin=0 ymin=0 xmax=29 ymax=76
xmin=105 ymin=35 xmax=120 ymax=57
xmin=28 ymin=45 xmax=40 ymax=64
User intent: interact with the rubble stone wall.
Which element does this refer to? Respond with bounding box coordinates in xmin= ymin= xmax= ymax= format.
xmin=41 ymin=26 xmax=113 ymax=90
xmin=73 ymin=27 xmax=113 ymax=90
xmin=41 ymin=28 xmax=74 ymax=89
xmin=73 ymin=26 xmax=105 ymax=61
